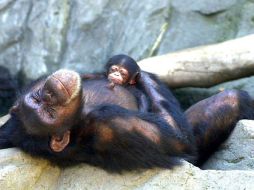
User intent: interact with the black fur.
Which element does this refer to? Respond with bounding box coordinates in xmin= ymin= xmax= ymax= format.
xmin=105 ymin=54 xmax=140 ymax=78
xmin=0 ymin=71 xmax=254 ymax=173
xmin=0 ymin=72 xmax=196 ymax=172
xmin=185 ymin=89 xmax=254 ymax=165
xmin=0 ymin=66 xmax=18 ymax=116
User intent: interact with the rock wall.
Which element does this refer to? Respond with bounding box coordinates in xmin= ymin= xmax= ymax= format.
xmin=1 ymin=0 xmax=254 ymax=80
xmin=173 ymin=75 xmax=254 ymax=109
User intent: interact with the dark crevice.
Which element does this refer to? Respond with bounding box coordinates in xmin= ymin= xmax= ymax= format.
xmin=58 ymin=0 xmax=73 ymax=66
xmin=194 ymin=9 xmax=227 ymax=17
xmin=0 ymin=38 xmax=21 ymax=53
xmin=0 ymin=0 xmax=17 ymax=12
xmin=20 ymin=0 xmax=33 ymax=61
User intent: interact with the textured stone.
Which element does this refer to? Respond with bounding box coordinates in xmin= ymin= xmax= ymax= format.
xmin=157 ymin=0 xmax=242 ymax=54
xmin=1 ymin=0 xmax=254 ymax=82
xmin=0 ymin=148 xmax=60 ymax=190
xmin=0 ymin=0 xmax=30 ymax=76
xmin=56 ymin=161 xmax=254 ymax=190
xmin=0 ymin=149 xmax=253 ymax=190
xmin=171 ymin=0 xmax=238 ymax=14
xmin=0 ymin=0 xmax=169 ymax=80
xmin=0 ymin=115 xmax=10 ymax=126
xmin=173 ymin=75 xmax=254 ymax=109
xmin=203 ymin=120 xmax=254 ymax=170
xmin=61 ymin=0 xmax=169 ymax=73
xmin=22 ymin=0 xmax=71 ymax=79
xmin=237 ymin=2 xmax=254 ymax=37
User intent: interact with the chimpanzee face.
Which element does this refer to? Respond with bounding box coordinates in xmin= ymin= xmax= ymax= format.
xmin=14 ymin=70 xmax=82 ymax=136
xmin=108 ymin=65 xmax=130 ymax=85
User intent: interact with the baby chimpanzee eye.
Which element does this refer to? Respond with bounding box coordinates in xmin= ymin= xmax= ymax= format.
xmin=110 ymin=65 xmax=118 ymax=72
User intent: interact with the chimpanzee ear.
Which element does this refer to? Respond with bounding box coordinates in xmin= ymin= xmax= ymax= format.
xmin=129 ymin=79 xmax=136 ymax=85
xmin=50 ymin=130 xmax=70 ymax=152
xmin=129 ymin=73 xmax=140 ymax=85
xmin=9 ymin=103 xmax=19 ymax=114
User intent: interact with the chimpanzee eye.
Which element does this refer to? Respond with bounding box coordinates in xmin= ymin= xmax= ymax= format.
xmin=120 ymin=70 xmax=128 ymax=78
xmin=32 ymin=89 xmax=41 ymax=103
xmin=37 ymin=89 xmax=42 ymax=97
xmin=45 ymin=107 xmax=56 ymax=119
xmin=110 ymin=66 xmax=118 ymax=72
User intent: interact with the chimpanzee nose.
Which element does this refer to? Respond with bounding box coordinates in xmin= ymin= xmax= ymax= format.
xmin=42 ymin=90 xmax=52 ymax=103
xmin=42 ymin=69 xmax=81 ymax=105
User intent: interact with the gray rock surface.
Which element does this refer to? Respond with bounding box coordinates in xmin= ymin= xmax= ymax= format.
xmin=174 ymin=75 xmax=254 ymax=109
xmin=0 ymin=148 xmax=60 ymax=190
xmin=158 ymin=0 xmax=241 ymax=54
xmin=56 ymin=161 xmax=254 ymax=190
xmin=1 ymin=0 xmax=254 ymax=81
xmin=203 ymin=120 xmax=254 ymax=170
xmin=0 ymin=0 xmax=169 ymax=80
xmin=0 ymin=117 xmax=254 ymax=189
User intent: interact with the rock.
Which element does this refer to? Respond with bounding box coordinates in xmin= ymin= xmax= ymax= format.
xmin=0 ymin=148 xmax=60 ymax=190
xmin=1 ymin=0 xmax=254 ymax=83
xmin=56 ymin=161 xmax=254 ymax=190
xmin=61 ymin=0 xmax=169 ymax=74
xmin=173 ymin=76 xmax=254 ymax=110
xmin=0 ymin=117 xmax=254 ymax=189
xmin=170 ymin=0 xmax=238 ymax=15
xmin=203 ymin=120 xmax=254 ymax=170
xmin=0 ymin=115 xmax=10 ymax=126
xmin=0 ymin=0 xmax=29 ymax=76
xmin=22 ymin=0 xmax=70 ymax=79
xmin=157 ymin=0 xmax=245 ymax=54
xmin=237 ymin=2 xmax=254 ymax=37
xmin=1 ymin=151 xmax=254 ymax=190
xmin=0 ymin=0 xmax=169 ymax=81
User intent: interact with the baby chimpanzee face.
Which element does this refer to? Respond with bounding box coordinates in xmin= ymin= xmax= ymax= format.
xmin=108 ymin=65 xmax=130 ymax=85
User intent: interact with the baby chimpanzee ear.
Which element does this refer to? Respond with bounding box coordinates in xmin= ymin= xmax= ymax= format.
xmin=50 ymin=130 xmax=70 ymax=152
xmin=129 ymin=79 xmax=136 ymax=85
xmin=9 ymin=103 xmax=19 ymax=114
xmin=128 ymin=72 xmax=140 ymax=85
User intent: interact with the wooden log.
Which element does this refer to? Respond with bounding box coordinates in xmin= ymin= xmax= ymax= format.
xmin=138 ymin=34 xmax=254 ymax=88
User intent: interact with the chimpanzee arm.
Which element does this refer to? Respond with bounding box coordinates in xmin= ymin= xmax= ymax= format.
xmin=0 ymin=105 xmax=194 ymax=171
xmin=138 ymin=93 xmax=149 ymax=112
xmin=126 ymin=85 xmax=149 ymax=112
xmin=79 ymin=104 xmax=196 ymax=172
xmin=138 ymin=72 xmax=193 ymax=138
xmin=138 ymin=72 xmax=180 ymax=113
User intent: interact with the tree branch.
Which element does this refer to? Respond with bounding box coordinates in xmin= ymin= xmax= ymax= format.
xmin=138 ymin=34 xmax=254 ymax=88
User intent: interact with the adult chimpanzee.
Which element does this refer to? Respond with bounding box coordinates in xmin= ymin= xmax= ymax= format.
xmin=0 ymin=69 xmax=253 ymax=172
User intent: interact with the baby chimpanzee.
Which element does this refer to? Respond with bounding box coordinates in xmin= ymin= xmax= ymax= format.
xmin=105 ymin=54 xmax=140 ymax=88
xmin=82 ymin=54 xmax=149 ymax=112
